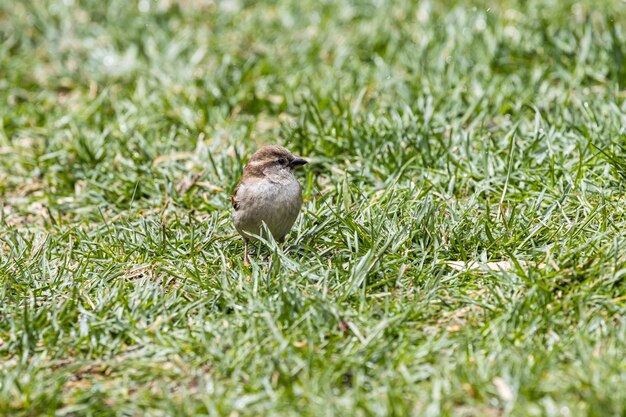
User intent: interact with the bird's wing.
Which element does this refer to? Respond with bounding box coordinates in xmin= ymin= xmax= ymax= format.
xmin=231 ymin=182 xmax=240 ymax=210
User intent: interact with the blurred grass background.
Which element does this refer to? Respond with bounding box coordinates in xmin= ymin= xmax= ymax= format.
xmin=1 ymin=0 xmax=626 ymax=415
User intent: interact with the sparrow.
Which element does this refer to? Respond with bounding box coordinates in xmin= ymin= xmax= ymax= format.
xmin=231 ymin=145 xmax=308 ymax=265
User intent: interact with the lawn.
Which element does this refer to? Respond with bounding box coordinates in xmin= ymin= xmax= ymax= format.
xmin=1 ymin=0 xmax=626 ymax=415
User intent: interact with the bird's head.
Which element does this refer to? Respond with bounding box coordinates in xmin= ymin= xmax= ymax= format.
xmin=244 ymin=145 xmax=307 ymax=177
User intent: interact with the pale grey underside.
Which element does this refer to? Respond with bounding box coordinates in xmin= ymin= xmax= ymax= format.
xmin=232 ymin=173 xmax=303 ymax=242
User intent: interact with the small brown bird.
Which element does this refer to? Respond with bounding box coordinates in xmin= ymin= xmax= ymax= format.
xmin=231 ymin=145 xmax=308 ymax=265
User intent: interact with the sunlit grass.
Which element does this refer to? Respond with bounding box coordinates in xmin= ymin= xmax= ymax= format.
xmin=1 ymin=0 xmax=625 ymax=415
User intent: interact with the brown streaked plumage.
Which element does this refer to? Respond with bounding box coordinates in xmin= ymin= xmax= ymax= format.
xmin=231 ymin=145 xmax=308 ymax=265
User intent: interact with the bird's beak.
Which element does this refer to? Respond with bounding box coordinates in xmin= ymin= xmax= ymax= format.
xmin=289 ymin=157 xmax=308 ymax=168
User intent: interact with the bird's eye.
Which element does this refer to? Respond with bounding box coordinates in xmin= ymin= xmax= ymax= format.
xmin=277 ymin=158 xmax=287 ymax=165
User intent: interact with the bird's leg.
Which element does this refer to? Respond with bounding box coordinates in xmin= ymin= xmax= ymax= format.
xmin=265 ymin=254 xmax=272 ymax=273
xmin=265 ymin=237 xmax=284 ymax=271
xmin=243 ymin=239 xmax=250 ymax=266
xmin=267 ymin=237 xmax=284 ymax=265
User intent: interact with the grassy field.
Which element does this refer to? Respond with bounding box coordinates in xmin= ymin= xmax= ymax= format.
xmin=2 ymin=0 xmax=626 ymax=415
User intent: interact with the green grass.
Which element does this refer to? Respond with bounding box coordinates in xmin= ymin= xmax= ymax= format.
xmin=1 ymin=0 xmax=626 ymax=415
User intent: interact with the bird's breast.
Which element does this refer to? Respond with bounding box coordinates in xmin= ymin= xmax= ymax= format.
xmin=248 ymin=178 xmax=301 ymax=213
xmin=233 ymin=176 xmax=303 ymax=240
